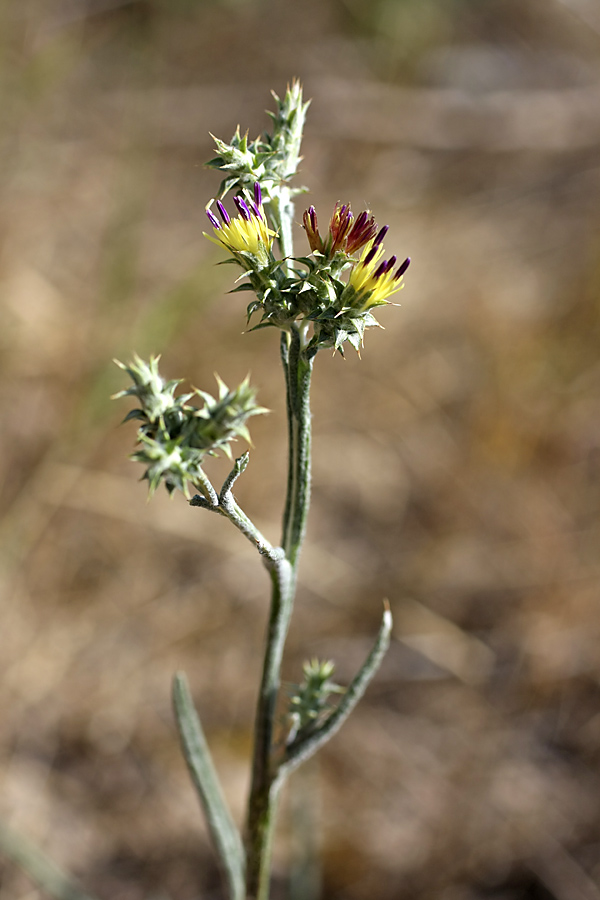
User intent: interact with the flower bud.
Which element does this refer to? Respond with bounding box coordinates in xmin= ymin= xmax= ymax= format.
xmin=286 ymin=659 xmax=344 ymax=744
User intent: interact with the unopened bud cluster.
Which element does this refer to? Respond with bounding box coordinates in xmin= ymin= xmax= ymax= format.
xmin=286 ymin=659 xmax=344 ymax=744
xmin=206 ymin=81 xmax=309 ymax=208
xmin=114 ymin=356 xmax=266 ymax=497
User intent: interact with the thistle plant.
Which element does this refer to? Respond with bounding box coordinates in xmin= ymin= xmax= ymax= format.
xmin=116 ymin=81 xmax=409 ymax=900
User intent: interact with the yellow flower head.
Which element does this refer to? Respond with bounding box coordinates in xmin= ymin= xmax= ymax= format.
xmin=346 ymin=232 xmax=410 ymax=311
xmin=204 ymin=183 xmax=276 ymax=264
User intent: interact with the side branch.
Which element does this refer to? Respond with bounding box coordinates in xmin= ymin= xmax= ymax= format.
xmin=190 ymin=455 xmax=283 ymax=568
xmin=279 ymin=602 xmax=393 ymax=780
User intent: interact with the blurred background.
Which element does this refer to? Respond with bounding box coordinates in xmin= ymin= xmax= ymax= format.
xmin=2 ymin=0 xmax=600 ymax=898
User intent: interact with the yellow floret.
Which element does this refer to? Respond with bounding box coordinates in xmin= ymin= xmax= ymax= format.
xmin=347 ymin=241 xmax=405 ymax=310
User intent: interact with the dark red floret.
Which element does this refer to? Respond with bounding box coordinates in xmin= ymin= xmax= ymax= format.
xmin=354 ymin=210 xmax=368 ymax=230
xmin=303 ymin=207 xmax=324 ymax=253
xmin=346 ymin=212 xmax=378 ymax=254
xmin=330 ymin=205 xmax=354 ymax=252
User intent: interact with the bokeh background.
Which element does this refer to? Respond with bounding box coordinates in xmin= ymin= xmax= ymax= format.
xmin=2 ymin=1 xmax=600 ymax=898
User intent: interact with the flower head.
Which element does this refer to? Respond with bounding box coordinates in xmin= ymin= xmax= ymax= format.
xmin=115 ymin=357 xmax=267 ymax=497
xmin=303 ymin=202 xmax=378 ymax=258
xmin=343 ymin=231 xmax=410 ymax=311
xmin=204 ymin=182 xmax=276 ymax=267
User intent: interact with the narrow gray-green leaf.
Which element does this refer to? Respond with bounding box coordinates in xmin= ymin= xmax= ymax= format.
xmin=172 ymin=673 xmax=245 ymax=900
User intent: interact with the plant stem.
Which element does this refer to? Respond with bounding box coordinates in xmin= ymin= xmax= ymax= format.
xmin=282 ymin=327 xmax=314 ymax=571
xmin=244 ymin=549 xmax=292 ymax=897
xmin=272 ymin=185 xmax=294 ymax=276
xmin=245 ymin=338 xmax=314 ymax=897
xmin=245 ymin=195 xmax=315 ymax=899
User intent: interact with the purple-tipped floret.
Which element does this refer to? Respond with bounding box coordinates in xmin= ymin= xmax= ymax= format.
xmin=374 ymin=260 xmax=389 ymax=279
xmin=206 ymin=208 xmax=221 ymax=229
xmin=363 ymin=245 xmax=378 ymax=266
xmin=308 ymin=206 xmax=318 ymax=231
xmin=216 ymin=200 xmax=230 ymax=225
xmin=253 ymin=182 xmax=262 ymax=208
xmin=395 ymin=257 xmax=411 ymax=279
xmin=386 ymin=255 xmax=397 ymax=272
xmin=373 ymin=225 xmax=388 ymax=248
xmin=233 ymin=196 xmax=251 ymax=221
xmin=250 ymin=201 xmax=263 ymax=220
